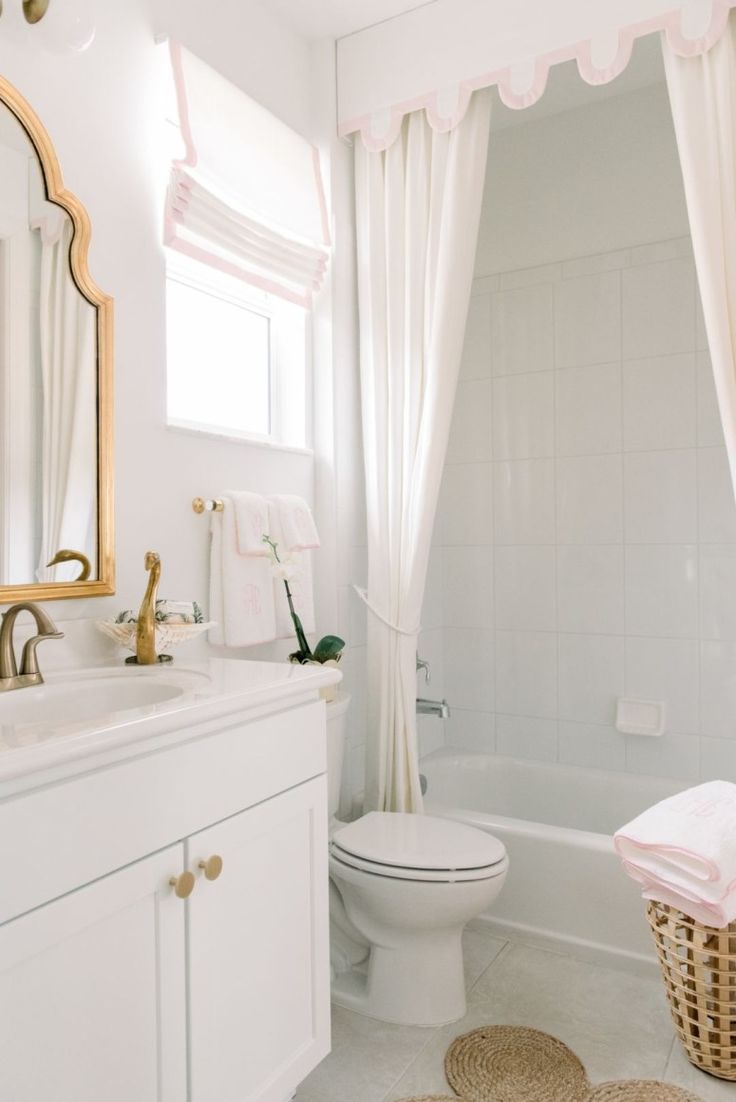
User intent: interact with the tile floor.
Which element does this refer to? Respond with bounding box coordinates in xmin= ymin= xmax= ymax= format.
xmin=295 ymin=924 xmax=736 ymax=1102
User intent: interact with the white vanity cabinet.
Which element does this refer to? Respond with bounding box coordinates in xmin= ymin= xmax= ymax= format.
xmin=0 ymin=845 xmax=188 ymax=1102
xmin=0 ymin=675 xmax=334 ymax=1102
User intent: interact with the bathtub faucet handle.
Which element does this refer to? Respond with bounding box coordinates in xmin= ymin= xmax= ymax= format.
xmin=416 ymin=654 xmax=431 ymax=683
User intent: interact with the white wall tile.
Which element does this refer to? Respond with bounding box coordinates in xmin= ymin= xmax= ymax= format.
xmin=443 ymin=546 xmax=493 ymax=629
xmin=443 ymin=627 xmax=494 ymax=712
xmin=439 ymin=463 xmax=492 ymax=546
xmin=698 ymin=447 xmax=736 ymax=543
xmin=625 ymin=733 xmax=700 ymax=782
xmin=495 ymin=714 xmax=558 ymax=761
xmin=495 ymin=546 xmax=556 ymax=631
xmin=494 ymin=459 xmax=555 ymax=545
xmin=495 ymin=630 xmax=558 ymax=718
xmin=623 ymin=354 xmax=696 ymax=452
xmin=696 ymin=351 xmax=724 ymax=447
xmin=491 ymin=283 xmax=554 ymax=376
xmin=624 ymin=450 xmax=697 ymax=544
xmin=460 ymin=293 xmax=492 ymax=380
xmin=555 ymin=270 xmax=621 ymax=368
xmin=629 ymin=238 xmax=692 ymax=266
xmin=625 ymin=545 xmax=698 ymax=638
xmin=700 ymin=736 xmax=736 ymax=783
xmin=624 ymin=636 xmax=699 ymax=736
xmin=492 ymin=373 xmax=555 ymax=460
xmin=699 ymin=545 xmax=736 ymax=641
xmin=556 ymin=455 xmax=623 ymax=544
xmin=417 ymin=714 xmax=446 ymax=757
xmin=422 ymin=546 xmax=444 ymax=631
xmin=447 ymin=378 xmax=493 ymax=463
xmin=558 ymin=633 xmax=625 ymax=725
xmin=557 ymin=546 xmax=624 ymax=634
xmin=700 ymin=640 xmax=736 ymax=738
xmin=556 ymin=363 xmax=622 ymax=457
xmin=622 ymin=257 xmax=696 ymax=359
xmin=443 ymin=708 xmax=495 ymax=752
xmin=558 ymin=722 xmax=626 ymax=771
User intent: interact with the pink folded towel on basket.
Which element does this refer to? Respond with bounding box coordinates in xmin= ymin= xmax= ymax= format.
xmin=614 ymin=780 xmax=736 ymax=927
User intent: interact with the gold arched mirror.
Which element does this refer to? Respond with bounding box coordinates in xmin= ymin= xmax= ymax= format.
xmin=0 ymin=75 xmax=113 ymax=600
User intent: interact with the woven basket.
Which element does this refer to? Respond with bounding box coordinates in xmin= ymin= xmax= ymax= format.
xmin=647 ymin=900 xmax=736 ymax=1080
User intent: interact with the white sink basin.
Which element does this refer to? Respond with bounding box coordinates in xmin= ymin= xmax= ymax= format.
xmin=0 ymin=667 xmax=209 ymax=732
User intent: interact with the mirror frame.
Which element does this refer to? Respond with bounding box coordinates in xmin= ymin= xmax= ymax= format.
xmin=0 ymin=75 xmax=114 ymax=601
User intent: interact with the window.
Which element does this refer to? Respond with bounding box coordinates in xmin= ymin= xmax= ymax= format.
xmin=165 ymin=256 xmax=309 ymax=448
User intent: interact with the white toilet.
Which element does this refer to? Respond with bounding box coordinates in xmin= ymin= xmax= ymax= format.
xmin=326 ymin=693 xmax=508 ymax=1027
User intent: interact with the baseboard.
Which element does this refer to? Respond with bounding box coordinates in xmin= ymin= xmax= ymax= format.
xmin=469 ymin=914 xmax=661 ymax=978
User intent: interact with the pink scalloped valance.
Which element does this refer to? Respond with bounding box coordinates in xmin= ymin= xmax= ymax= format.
xmin=341 ymin=0 xmax=736 ymax=151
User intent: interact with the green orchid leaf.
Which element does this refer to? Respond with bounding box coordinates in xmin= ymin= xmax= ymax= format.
xmin=312 ymin=635 xmax=345 ymax=663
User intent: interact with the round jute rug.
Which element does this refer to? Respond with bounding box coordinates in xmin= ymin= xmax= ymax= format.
xmin=444 ymin=1025 xmax=590 ymax=1102
xmin=587 ymin=1083 xmax=705 ymax=1101
xmin=396 ymin=1026 xmax=706 ymax=1102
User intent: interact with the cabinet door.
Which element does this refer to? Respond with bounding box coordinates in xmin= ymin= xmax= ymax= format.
xmin=188 ymin=775 xmax=330 ymax=1102
xmin=0 ymin=845 xmax=187 ymax=1102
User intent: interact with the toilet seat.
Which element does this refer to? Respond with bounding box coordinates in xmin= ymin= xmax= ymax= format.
xmin=331 ymin=811 xmax=507 ymax=883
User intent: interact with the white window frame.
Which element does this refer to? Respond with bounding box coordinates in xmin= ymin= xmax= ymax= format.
xmin=165 ymin=252 xmax=312 ymax=453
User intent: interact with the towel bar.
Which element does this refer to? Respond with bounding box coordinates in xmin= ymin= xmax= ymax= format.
xmin=192 ymin=497 xmax=224 ymax=514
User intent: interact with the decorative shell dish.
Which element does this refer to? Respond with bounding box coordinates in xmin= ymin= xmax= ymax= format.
xmin=96 ymin=620 xmax=214 ymax=655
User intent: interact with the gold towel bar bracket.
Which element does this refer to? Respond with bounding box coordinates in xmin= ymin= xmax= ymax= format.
xmin=192 ymin=497 xmax=225 ymax=514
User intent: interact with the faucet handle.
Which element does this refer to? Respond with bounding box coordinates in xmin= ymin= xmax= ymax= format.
xmin=416 ymin=654 xmax=431 ymax=683
xmin=20 ymin=630 xmax=64 ymax=678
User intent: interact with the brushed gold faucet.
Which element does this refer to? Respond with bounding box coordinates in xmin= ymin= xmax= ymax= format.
xmin=131 ymin=551 xmax=163 ymax=665
xmin=0 ymin=602 xmax=64 ymax=692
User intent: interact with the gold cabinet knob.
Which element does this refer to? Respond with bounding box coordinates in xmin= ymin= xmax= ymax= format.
xmin=198 ymin=855 xmax=223 ymax=881
xmin=169 ymin=870 xmax=196 ymax=899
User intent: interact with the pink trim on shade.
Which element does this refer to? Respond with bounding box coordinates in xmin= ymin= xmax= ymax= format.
xmin=168 ymin=40 xmax=198 ymax=168
xmin=164 ymin=217 xmax=313 ymax=309
xmin=342 ymin=0 xmax=736 ymax=150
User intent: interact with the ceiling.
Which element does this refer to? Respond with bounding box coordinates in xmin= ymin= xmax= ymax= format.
xmin=259 ymin=0 xmax=439 ymax=41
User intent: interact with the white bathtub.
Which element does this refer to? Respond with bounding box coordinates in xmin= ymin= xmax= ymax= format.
xmin=421 ymin=749 xmax=685 ymax=971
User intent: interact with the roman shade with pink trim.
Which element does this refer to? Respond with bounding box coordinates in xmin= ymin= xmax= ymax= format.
xmin=165 ymin=42 xmax=330 ymax=308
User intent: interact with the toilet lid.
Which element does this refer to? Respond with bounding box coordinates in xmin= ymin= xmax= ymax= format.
xmin=330 ymin=847 xmax=508 ymax=883
xmin=331 ymin=811 xmax=506 ymax=874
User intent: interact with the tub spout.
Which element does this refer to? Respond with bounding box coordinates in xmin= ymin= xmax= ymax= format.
xmin=416 ymin=697 xmax=450 ymax=719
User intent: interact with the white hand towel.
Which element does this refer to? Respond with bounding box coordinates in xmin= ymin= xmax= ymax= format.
xmin=269 ymin=494 xmax=321 ymax=551
xmin=226 ymin=490 xmax=270 ymax=556
xmin=267 ymin=498 xmax=315 ymax=640
xmin=208 ymin=498 xmax=276 ymax=647
xmin=614 ymin=781 xmax=736 ymax=896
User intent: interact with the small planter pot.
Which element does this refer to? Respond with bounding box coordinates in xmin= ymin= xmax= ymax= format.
xmin=289 ymin=656 xmax=341 ymax=701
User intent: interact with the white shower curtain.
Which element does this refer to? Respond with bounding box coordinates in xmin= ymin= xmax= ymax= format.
xmin=663 ymin=16 xmax=736 ymax=498
xmin=37 ymin=219 xmax=98 ymax=582
xmin=355 ymin=89 xmax=492 ymax=813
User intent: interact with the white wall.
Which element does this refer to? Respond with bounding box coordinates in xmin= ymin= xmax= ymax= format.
xmin=477 ymin=83 xmax=689 ymax=275
xmin=429 ymin=79 xmax=736 ymax=784
xmin=0 ymin=0 xmax=342 ymax=665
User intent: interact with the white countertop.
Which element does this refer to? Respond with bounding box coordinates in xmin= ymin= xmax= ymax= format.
xmin=0 ymin=657 xmax=341 ymax=794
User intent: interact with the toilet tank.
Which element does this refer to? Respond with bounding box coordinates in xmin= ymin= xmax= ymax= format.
xmin=325 ymin=692 xmax=351 ymax=820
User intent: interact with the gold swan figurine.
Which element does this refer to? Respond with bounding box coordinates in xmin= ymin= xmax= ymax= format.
xmin=47 ymin=549 xmax=91 ymax=581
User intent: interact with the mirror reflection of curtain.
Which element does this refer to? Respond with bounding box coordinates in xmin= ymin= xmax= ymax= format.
xmin=36 ymin=218 xmax=97 ymax=582
xmin=663 ymin=13 xmax=736 ymax=500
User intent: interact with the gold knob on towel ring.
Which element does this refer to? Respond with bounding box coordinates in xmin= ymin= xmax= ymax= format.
xmin=169 ymin=870 xmax=196 ymax=899
xmin=198 ymin=855 xmax=224 ymax=881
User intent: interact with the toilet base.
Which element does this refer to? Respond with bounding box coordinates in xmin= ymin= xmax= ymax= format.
xmin=331 ymin=929 xmax=467 ymax=1026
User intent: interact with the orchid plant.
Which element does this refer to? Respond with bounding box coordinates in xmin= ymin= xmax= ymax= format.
xmin=262 ymin=535 xmax=345 ymax=665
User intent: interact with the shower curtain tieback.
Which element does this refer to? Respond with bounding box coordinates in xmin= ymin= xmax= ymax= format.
xmin=351 ymin=586 xmax=420 ymax=637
